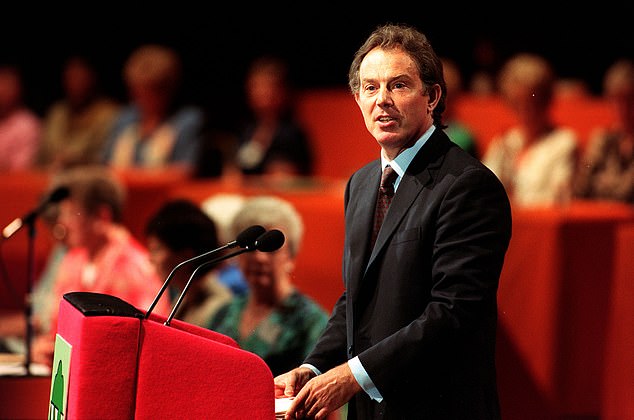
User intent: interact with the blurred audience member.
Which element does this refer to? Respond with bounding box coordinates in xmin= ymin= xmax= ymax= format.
xmin=574 ymin=58 xmax=634 ymax=204
xmin=441 ymin=57 xmax=479 ymax=158
xmin=482 ymin=53 xmax=580 ymax=207
xmin=206 ymin=195 xmax=328 ymax=376
xmin=101 ymin=44 xmax=204 ymax=172
xmin=144 ymin=198 xmax=233 ymax=326
xmin=468 ymin=35 xmax=502 ymax=96
xmin=31 ymin=165 xmax=171 ymax=367
xmin=37 ymin=55 xmax=120 ymax=170
xmin=233 ymin=56 xmax=314 ymax=178
xmin=554 ymin=77 xmax=591 ymax=100
xmin=0 ymin=63 xmax=41 ymax=171
xmin=201 ymin=193 xmax=249 ymax=296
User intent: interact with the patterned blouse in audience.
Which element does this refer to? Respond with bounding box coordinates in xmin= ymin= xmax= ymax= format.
xmin=207 ymin=291 xmax=328 ymax=376
xmin=574 ymin=59 xmax=634 ymax=204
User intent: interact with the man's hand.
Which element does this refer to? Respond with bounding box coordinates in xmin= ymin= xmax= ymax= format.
xmin=283 ymin=362 xmax=361 ymax=419
xmin=274 ymin=366 xmax=316 ymax=398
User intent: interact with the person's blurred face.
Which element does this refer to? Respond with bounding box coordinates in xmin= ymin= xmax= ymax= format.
xmin=355 ymin=47 xmax=432 ymax=160
xmin=129 ymin=82 xmax=171 ymax=115
xmin=56 ymin=199 xmax=94 ymax=249
xmin=63 ymin=59 xmax=97 ymax=107
xmin=146 ymin=235 xmax=175 ymax=280
xmin=146 ymin=235 xmax=194 ymax=281
xmin=246 ymin=71 xmax=287 ymax=117
xmin=505 ymin=85 xmax=551 ymax=128
xmin=0 ymin=68 xmax=22 ymax=115
xmin=238 ymin=235 xmax=293 ymax=291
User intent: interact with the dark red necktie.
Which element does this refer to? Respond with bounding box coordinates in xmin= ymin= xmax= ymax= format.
xmin=371 ymin=165 xmax=397 ymax=247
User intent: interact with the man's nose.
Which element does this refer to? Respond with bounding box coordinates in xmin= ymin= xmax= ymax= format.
xmin=376 ymin=86 xmax=393 ymax=107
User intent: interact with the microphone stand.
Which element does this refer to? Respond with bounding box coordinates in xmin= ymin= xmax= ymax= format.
xmin=164 ymin=248 xmax=251 ymax=326
xmin=23 ymin=216 xmax=37 ymax=375
xmin=144 ymin=225 xmax=266 ymax=319
xmin=163 ymin=229 xmax=284 ymax=326
xmin=144 ymin=242 xmax=236 ymax=319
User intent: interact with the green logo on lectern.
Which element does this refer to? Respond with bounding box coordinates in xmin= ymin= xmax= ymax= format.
xmin=50 ymin=360 xmax=65 ymax=419
xmin=49 ymin=334 xmax=72 ymax=420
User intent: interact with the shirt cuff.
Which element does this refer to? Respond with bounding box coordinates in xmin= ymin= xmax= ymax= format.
xmin=348 ymin=356 xmax=383 ymax=402
xmin=299 ymin=363 xmax=321 ymax=376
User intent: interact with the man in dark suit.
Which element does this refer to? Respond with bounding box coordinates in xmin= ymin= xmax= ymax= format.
xmin=275 ymin=23 xmax=512 ymax=420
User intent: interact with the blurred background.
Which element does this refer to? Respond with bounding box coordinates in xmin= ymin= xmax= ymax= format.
xmin=1 ymin=4 xmax=634 ymax=419
xmin=2 ymin=3 xmax=633 ymax=119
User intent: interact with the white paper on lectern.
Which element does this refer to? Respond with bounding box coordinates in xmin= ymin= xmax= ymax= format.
xmin=275 ymin=396 xmax=295 ymax=416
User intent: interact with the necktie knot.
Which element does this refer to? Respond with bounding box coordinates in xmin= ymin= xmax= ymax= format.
xmin=380 ymin=165 xmax=397 ymax=197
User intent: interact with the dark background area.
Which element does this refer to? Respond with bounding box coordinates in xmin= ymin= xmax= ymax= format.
xmin=2 ymin=4 xmax=633 ymax=122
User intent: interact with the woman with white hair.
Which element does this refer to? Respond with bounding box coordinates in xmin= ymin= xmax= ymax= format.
xmin=206 ymin=195 xmax=328 ymax=376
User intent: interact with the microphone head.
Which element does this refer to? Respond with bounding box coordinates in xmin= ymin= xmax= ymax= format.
xmin=48 ymin=186 xmax=71 ymax=203
xmin=253 ymin=229 xmax=285 ymax=252
xmin=236 ymin=225 xmax=266 ymax=248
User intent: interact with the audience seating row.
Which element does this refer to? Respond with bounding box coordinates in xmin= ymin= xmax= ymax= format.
xmin=295 ymin=88 xmax=616 ymax=179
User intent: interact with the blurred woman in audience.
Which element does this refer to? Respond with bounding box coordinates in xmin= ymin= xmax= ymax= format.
xmin=574 ymin=58 xmax=634 ymax=204
xmin=482 ymin=53 xmax=580 ymax=207
xmin=144 ymin=198 xmax=233 ymax=326
xmin=37 ymin=54 xmax=120 ymax=170
xmin=206 ymin=195 xmax=328 ymax=376
xmin=101 ymin=44 xmax=204 ymax=172
xmin=0 ymin=63 xmax=41 ymax=171
xmin=233 ymin=56 xmax=314 ymax=178
xmin=31 ymin=165 xmax=171 ymax=367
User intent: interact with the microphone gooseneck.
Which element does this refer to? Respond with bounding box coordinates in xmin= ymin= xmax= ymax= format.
xmin=144 ymin=225 xmax=266 ymax=319
xmin=163 ymin=229 xmax=286 ymax=326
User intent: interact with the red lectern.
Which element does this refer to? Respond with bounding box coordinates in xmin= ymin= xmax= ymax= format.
xmin=49 ymin=291 xmax=275 ymax=419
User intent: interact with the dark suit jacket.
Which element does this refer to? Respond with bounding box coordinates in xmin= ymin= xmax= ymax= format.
xmin=305 ymin=128 xmax=512 ymax=419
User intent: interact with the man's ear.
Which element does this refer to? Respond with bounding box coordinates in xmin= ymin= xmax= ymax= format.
xmin=428 ymin=84 xmax=442 ymax=110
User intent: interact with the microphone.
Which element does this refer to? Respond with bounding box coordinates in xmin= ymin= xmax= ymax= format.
xmin=252 ymin=228 xmax=285 ymax=252
xmin=163 ymin=229 xmax=285 ymax=325
xmin=144 ymin=224 xmax=266 ymax=318
xmin=2 ymin=186 xmax=70 ymax=240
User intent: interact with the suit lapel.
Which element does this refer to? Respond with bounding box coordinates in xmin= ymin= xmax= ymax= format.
xmin=365 ymin=130 xmax=450 ymax=270
xmin=346 ymin=130 xmax=454 ymax=303
xmin=346 ymin=161 xmax=381 ymax=301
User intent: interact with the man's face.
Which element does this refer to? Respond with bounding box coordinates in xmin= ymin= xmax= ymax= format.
xmin=354 ymin=47 xmax=432 ymax=160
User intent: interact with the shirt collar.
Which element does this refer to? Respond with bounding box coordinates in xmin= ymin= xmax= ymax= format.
xmin=380 ymin=125 xmax=436 ymax=190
